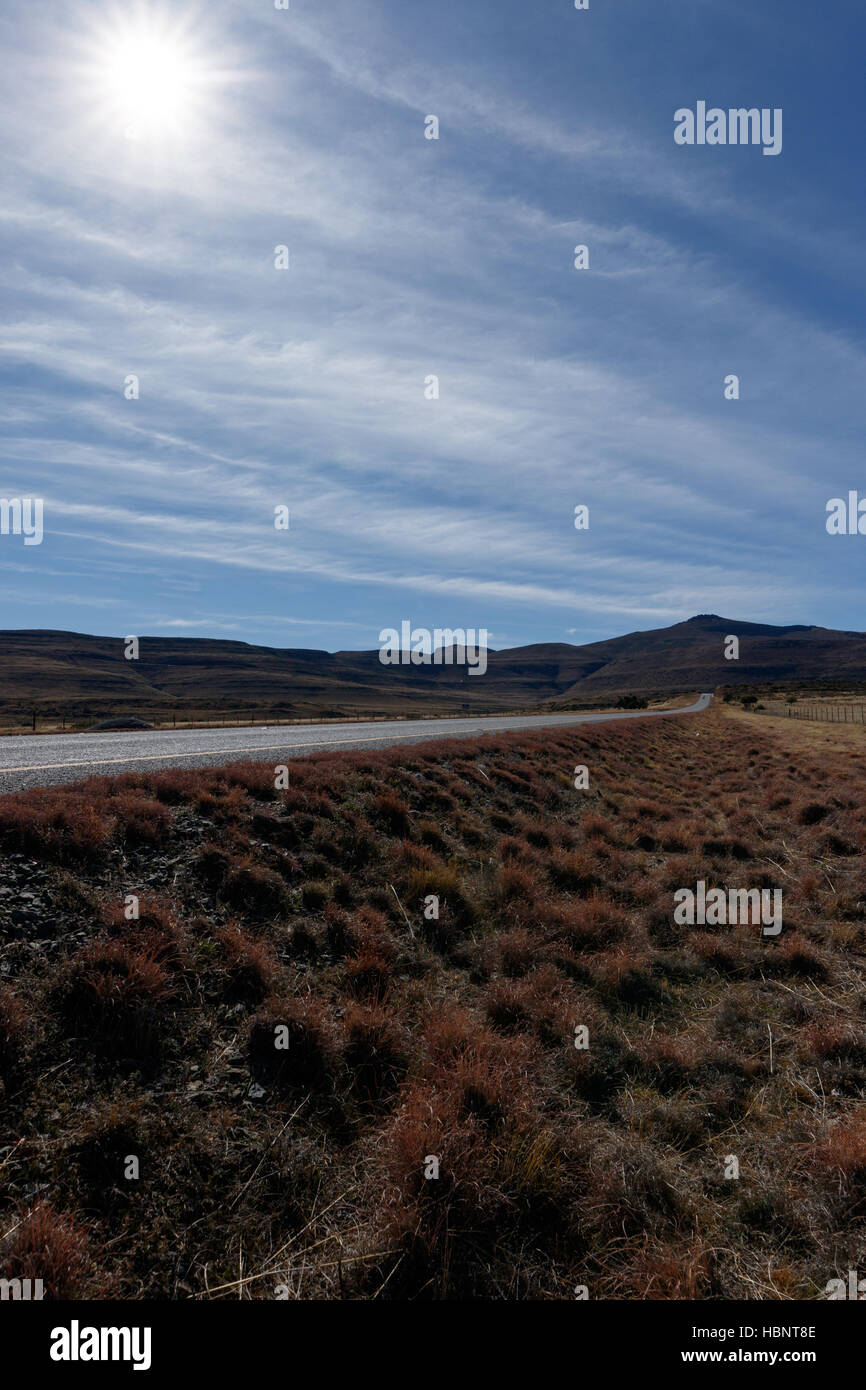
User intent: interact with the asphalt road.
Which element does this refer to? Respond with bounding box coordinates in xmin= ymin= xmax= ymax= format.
xmin=0 ymin=694 xmax=712 ymax=793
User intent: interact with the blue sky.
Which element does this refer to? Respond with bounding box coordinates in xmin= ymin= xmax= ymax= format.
xmin=1 ymin=0 xmax=864 ymax=653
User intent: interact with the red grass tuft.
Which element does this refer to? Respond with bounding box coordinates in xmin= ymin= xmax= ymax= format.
xmin=247 ymin=995 xmax=335 ymax=1092
xmin=0 ymin=1201 xmax=90 ymax=1299
xmin=216 ymin=922 xmax=279 ymax=1003
xmin=343 ymin=1003 xmax=409 ymax=1102
xmin=53 ymin=940 xmax=173 ymax=1066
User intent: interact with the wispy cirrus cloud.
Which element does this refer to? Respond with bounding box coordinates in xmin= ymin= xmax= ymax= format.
xmin=0 ymin=0 xmax=864 ymax=649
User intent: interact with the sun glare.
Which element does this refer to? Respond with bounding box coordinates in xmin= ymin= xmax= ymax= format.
xmin=105 ymin=37 xmax=191 ymax=128
xmin=91 ymin=16 xmax=209 ymax=140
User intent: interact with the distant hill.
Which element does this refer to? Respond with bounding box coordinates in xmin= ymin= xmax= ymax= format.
xmin=541 ymin=614 xmax=866 ymax=699
xmin=0 ymin=615 xmax=865 ymax=725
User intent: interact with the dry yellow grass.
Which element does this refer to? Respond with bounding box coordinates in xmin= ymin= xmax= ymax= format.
xmin=724 ymin=701 xmax=866 ymax=755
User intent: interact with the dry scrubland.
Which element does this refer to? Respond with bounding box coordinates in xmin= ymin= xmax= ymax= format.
xmin=1 ymin=707 xmax=866 ymax=1300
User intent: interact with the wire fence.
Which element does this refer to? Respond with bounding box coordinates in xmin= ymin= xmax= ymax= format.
xmin=757 ymin=700 xmax=866 ymax=724
xmin=3 ymin=706 xmax=545 ymax=735
xmin=3 ymin=708 xmax=476 ymax=735
xmin=2 ymin=697 xmax=683 ymax=736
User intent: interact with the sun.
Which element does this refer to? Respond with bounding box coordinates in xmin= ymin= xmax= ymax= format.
xmin=103 ymin=35 xmax=193 ymax=133
xmin=90 ymin=13 xmax=209 ymax=140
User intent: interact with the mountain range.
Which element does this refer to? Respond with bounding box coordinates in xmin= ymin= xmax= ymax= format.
xmin=0 ymin=615 xmax=865 ymax=724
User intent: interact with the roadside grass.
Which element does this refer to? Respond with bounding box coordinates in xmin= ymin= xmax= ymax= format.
xmin=0 ymin=706 xmax=864 ymax=1298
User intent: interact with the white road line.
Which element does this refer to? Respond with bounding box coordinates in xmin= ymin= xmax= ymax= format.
xmin=0 ymin=729 xmax=479 ymax=774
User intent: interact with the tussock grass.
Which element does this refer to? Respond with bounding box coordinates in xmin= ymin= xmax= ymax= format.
xmin=0 ymin=707 xmax=865 ymax=1298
